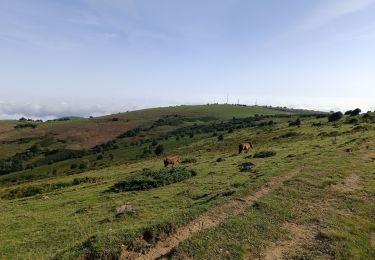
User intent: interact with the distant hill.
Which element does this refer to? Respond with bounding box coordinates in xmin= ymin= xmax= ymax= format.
xmin=0 ymin=104 xmax=322 ymax=150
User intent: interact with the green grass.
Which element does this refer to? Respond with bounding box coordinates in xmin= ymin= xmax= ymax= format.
xmin=0 ymin=107 xmax=374 ymax=259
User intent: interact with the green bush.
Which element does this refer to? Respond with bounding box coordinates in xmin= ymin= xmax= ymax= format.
xmin=109 ymin=167 xmax=197 ymax=192
xmin=154 ymin=145 xmax=164 ymax=156
xmin=328 ymin=112 xmax=343 ymax=122
xmin=289 ymin=118 xmax=301 ymax=126
xmin=253 ymin=151 xmax=276 ymax=158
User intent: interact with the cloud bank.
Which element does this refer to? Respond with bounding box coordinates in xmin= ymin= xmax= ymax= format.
xmin=0 ymin=101 xmax=115 ymax=120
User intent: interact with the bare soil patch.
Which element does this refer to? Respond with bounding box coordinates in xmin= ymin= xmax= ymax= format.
xmin=261 ymin=223 xmax=317 ymax=260
xmin=333 ymin=174 xmax=362 ymax=193
xmin=121 ymin=166 xmax=304 ymax=260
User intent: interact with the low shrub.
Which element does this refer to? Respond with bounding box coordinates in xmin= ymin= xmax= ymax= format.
xmin=14 ymin=123 xmax=37 ymax=129
xmin=289 ymin=118 xmax=301 ymax=126
xmin=253 ymin=151 xmax=276 ymax=158
xmin=109 ymin=167 xmax=197 ymax=192
xmin=328 ymin=112 xmax=343 ymax=122
xmin=154 ymin=145 xmax=164 ymax=156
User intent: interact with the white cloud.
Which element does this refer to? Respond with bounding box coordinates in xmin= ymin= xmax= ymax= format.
xmin=0 ymin=101 xmax=111 ymax=120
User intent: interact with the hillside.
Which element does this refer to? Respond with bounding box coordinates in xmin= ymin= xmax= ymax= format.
xmin=1 ymin=105 xmax=375 ymax=259
xmin=0 ymin=105 xmax=292 ymax=150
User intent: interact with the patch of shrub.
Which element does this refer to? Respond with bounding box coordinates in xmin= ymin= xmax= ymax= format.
xmin=346 ymin=117 xmax=358 ymax=125
xmin=154 ymin=144 xmax=164 ymax=156
xmin=217 ymin=134 xmax=224 ymax=141
xmin=109 ymin=167 xmax=197 ymax=192
xmin=14 ymin=123 xmax=37 ymax=129
xmin=239 ymin=162 xmax=256 ymax=172
xmin=79 ymin=160 xmax=90 ymax=170
xmin=289 ymin=118 xmax=301 ymax=127
xmin=253 ymin=151 xmax=276 ymax=158
xmin=118 ymin=128 xmax=141 ymax=138
xmin=328 ymin=112 xmax=343 ymax=122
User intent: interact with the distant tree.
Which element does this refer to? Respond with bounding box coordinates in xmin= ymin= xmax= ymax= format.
xmin=350 ymin=108 xmax=361 ymax=116
xmin=112 ymin=117 xmax=119 ymax=121
xmin=218 ymin=134 xmax=224 ymax=141
xmin=97 ymin=154 xmax=103 ymax=160
xmin=189 ymin=132 xmax=194 ymax=138
xmin=344 ymin=110 xmax=353 ymax=115
xmin=109 ymin=154 xmax=114 ymax=160
xmin=151 ymin=140 xmax=158 ymax=146
xmin=328 ymin=112 xmax=343 ymax=122
xmin=228 ymin=128 xmax=234 ymax=133
xmin=154 ymin=144 xmax=164 ymax=156
xmin=70 ymin=163 xmax=78 ymax=169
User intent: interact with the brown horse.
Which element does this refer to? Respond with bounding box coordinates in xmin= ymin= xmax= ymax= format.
xmin=239 ymin=143 xmax=253 ymax=154
xmin=163 ymin=156 xmax=180 ymax=167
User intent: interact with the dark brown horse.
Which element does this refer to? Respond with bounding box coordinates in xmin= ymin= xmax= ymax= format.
xmin=163 ymin=156 xmax=180 ymax=167
xmin=239 ymin=143 xmax=253 ymax=154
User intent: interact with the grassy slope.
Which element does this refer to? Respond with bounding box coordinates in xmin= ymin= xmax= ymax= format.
xmin=0 ymin=105 xmax=290 ymax=151
xmin=0 ymin=106 xmax=374 ymax=259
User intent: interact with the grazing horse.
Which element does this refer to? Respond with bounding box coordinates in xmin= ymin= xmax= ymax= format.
xmin=164 ymin=156 xmax=180 ymax=167
xmin=239 ymin=143 xmax=253 ymax=154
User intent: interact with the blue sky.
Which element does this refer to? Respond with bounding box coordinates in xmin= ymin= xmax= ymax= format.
xmin=1 ymin=0 xmax=375 ymax=118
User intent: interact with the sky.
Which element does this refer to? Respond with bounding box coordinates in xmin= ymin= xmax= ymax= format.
xmin=1 ymin=0 xmax=375 ymax=119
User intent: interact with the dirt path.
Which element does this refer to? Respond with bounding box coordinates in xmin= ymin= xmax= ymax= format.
xmin=121 ymin=165 xmax=304 ymax=260
xmin=260 ymin=223 xmax=317 ymax=260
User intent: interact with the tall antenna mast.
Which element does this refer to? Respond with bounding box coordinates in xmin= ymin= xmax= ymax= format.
xmin=226 ymin=94 xmax=229 ymax=104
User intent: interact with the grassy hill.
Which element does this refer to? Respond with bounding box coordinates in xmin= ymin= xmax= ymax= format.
xmin=0 ymin=104 xmax=301 ymax=151
xmin=1 ymin=105 xmax=374 ymax=259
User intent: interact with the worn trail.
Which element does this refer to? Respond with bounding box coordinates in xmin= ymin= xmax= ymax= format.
xmin=121 ymin=166 xmax=304 ymax=260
